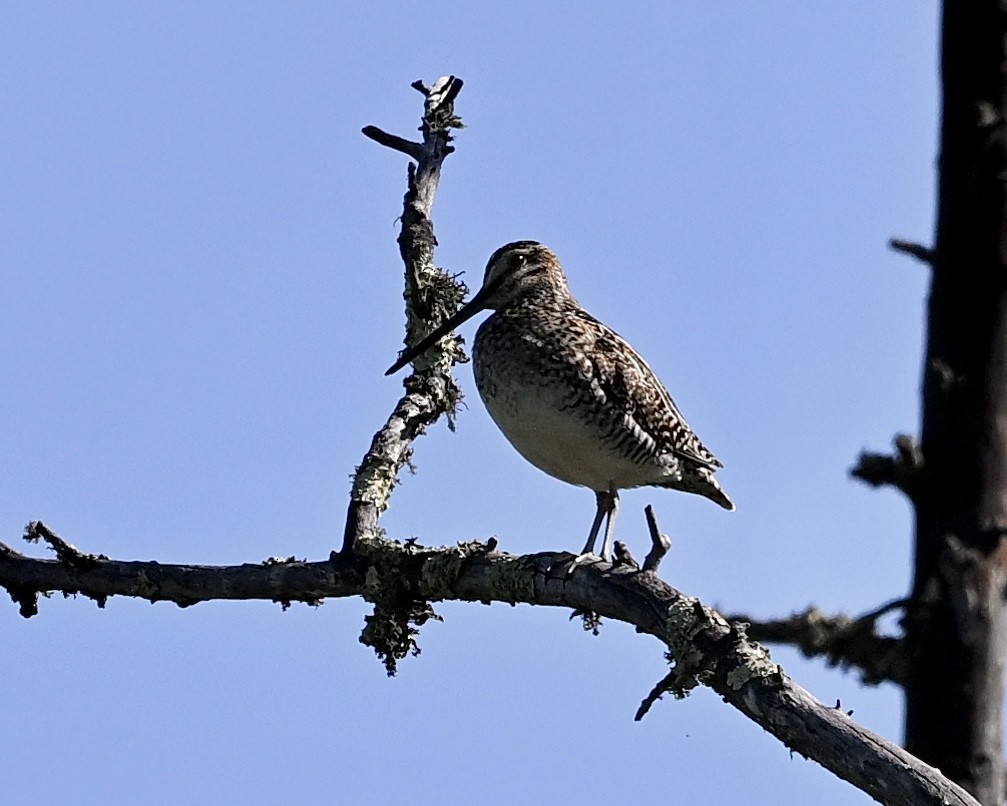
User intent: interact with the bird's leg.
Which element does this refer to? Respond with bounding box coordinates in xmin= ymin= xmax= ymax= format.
xmin=579 ymin=490 xmax=609 ymax=557
xmin=575 ymin=488 xmax=619 ymax=566
xmin=599 ymin=487 xmax=620 ymax=561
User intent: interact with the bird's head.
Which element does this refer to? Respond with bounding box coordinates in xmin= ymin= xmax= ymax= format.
xmin=479 ymin=241 xmax=570 ymax=309
xmin=385 ymin=240 xmax=569 ymax=375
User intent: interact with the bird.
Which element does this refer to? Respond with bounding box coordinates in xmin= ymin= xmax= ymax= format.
xmin=386 ymin=241 xmax=733 ymax=561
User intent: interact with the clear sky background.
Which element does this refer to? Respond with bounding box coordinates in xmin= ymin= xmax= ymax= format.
xmin=2 ymin=4 xmax=939 ymax=805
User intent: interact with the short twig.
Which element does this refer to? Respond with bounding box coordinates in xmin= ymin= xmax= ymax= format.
xmin=612 ymin=541 xmax=639 ymax=570
xmin=856 ymin=596 xmax=909 ymax=626
xmin=643 ymin=505 xmax=671 ymax=573
xmin=360 ymin=126 xmax=423 ymax=160
xmin=850 ymin=433 xmax=924 ymax=499
xmin=889 ymin=238 xmax=935 ymax=265
xmin=635 ymin=667 xmax=680 ymax=720
xmin=24 ymin=521 xmax=103 ymax=569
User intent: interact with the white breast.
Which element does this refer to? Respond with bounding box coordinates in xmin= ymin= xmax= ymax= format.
xmin=477 ymin=378 xmax=672 ymax=492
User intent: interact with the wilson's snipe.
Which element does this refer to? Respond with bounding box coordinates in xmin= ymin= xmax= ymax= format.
xmin=387 ymin=241 xmax=733 ymax=560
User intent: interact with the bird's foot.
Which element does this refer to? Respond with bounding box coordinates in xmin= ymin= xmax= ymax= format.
xmin=566 ymin=551 xmax=606 ymax=575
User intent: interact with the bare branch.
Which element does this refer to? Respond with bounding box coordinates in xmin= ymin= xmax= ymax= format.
xmin=725 ymin=601 xmax=908 ymax=686
xmin=636 ymin=665 xmax=686 ymax=720
xmin=889 ymin=237 xmax=935 ymax=265
xmin=360 ymin=125 xmax=423 ymax=160
xmin=0 ymin=530 xmax=977 ymax=806
xmin=343 ymin=76 xmax=467 ymax=554
xmin=3 ymin=524 xmax=360 ymax=612
xmin=611 ymin=541 xmax=640 ymax=570
xmin=25 ymin=521 xmax=104 ymax=568
xmin=643 ymin=504 xmax=671 ymax=573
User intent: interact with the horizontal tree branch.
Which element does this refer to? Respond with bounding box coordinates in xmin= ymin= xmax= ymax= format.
xmin=0 ymin=526 xmax=976 ymax=806
xmin=725 ymin=601 xmax=908 ymax=686
xmin=6 ymin=522 xmax=365 ymax=616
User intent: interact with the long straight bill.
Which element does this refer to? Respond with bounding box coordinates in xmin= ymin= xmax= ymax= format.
xmin=385 ymin=290 xmax=489 ymax=375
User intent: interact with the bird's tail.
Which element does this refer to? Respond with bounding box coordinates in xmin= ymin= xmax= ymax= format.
xmin=662 ymin=467 xmax=735 ymax=511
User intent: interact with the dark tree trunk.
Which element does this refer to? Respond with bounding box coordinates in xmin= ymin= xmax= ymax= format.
xmin=906 ymin=3 xmax=1007 ymax=803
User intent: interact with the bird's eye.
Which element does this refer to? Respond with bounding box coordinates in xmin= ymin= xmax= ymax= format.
xmin=511 ymin=253 xmax=527 ymax=268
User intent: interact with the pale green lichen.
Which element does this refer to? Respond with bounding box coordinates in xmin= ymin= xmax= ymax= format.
xmin=352 ymin=456 xmax=399 ymax=513
xmin=420 ymin=544 xmax=472 ymax=598
xmin=728 ymin=646 xmax=780 ymax=689
xmin=664 ymin=597 xmax=709 ymax=655
xmin=662 ymin=596 xmax=782 ymax=696
xmin=726 ymin=664 xmax=760 ymax=690
xmin=355 ymin=534 xmax=446 ymax=675
xmin=668 ymin=666 xmax=700 ymax=698
xmin=660 ymin=600 xmax=714 ymax=695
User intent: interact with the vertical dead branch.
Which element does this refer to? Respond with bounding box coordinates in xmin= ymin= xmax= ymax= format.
xmin=342 ymin=77 xmax=466 ymax=554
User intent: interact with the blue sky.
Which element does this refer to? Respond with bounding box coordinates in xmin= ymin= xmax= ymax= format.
xmin=2 ymin=4 xmax=938 ymax=804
